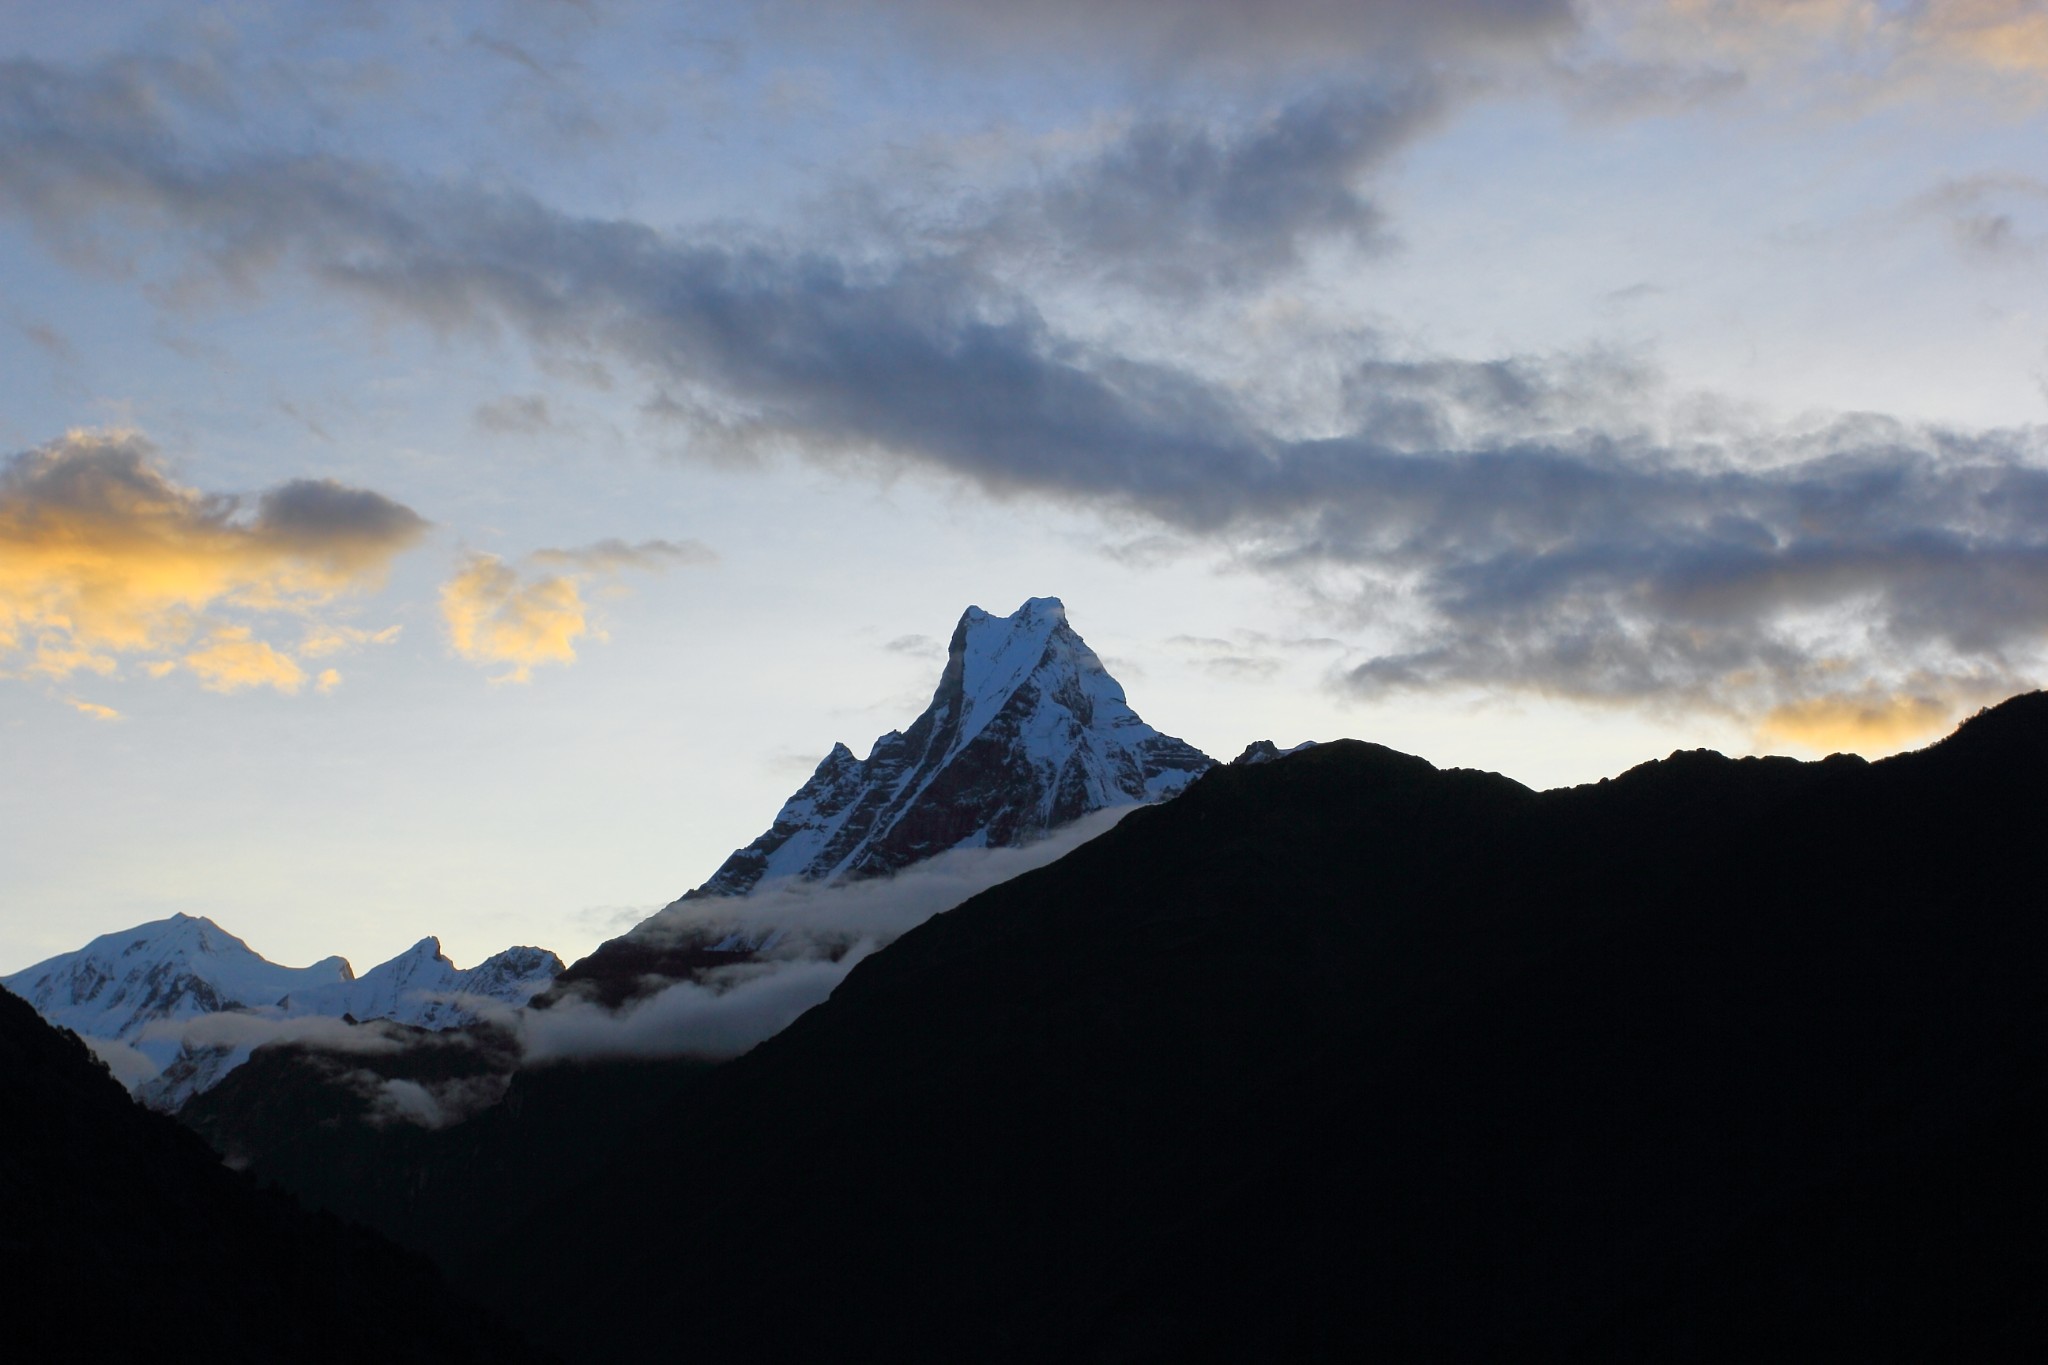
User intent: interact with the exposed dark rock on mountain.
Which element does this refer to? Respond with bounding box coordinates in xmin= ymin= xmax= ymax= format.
xmin=548 ymin=595 xmax=1209 ymax=1007
xmin=3 ymin=913 xmax=560 ymax=1109
xmin=0 ymin=983 xmax=552 ymax=1364
xmin=1229 ymin=737 xmax=1317 ymax=764
xmin=186 ymin=693 xmax=2048 ymax=1362
xmin=695 ymin=596 xmax=1211 ymax=896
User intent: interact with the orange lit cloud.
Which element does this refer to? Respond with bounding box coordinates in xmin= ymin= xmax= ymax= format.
xmin=65 ymin=697 xmax=121 ymax=721
xmin=182 ymin=626 xmax=309 ymax=694
xmin=0 ymin=429 xmax=426 ymax=694
xmin=441 ymin=554 xmax=590 ymax=683
xmin=440 ymin=539 xmax=710 ymax=683
xmin=299 ymin=623 xmax=402 ymax=658
xmin=1757 ymin=691 xmax=1957 ymax=755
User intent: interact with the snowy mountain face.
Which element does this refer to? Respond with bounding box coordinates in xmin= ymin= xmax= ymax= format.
xmin=696 ymin=596 xmax=1214 ymax=897
xmin=279 ymin=939 xmax=561 ymax=1029
xmin=2 ymin=913 xmax=560 ymax=1108
xmin=0 ymin=914 xmax=352 ymax=1044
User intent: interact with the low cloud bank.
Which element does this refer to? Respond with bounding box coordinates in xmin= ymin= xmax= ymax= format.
xmin=85 ymin=809 xmax=1140 ymax=1113
xmin=520 ymin=805 xmax=1135 ymax=1064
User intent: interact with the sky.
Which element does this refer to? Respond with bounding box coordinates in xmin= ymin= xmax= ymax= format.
xmin=3 ymin=0 xmax=2046 ymax=975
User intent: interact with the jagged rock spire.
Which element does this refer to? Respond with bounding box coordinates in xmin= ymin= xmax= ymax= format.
xmin=694 ymin=596 xmax=1212 ymax=896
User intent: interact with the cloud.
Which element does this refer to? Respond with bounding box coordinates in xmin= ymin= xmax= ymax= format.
xmin=135 ymin=1007 xmax=421 ymax=1058
xmin=474 ymin=393 xmax=555 ymax=435
xmin=361 ymin=1071 xmax=512 ymax=1130
xmin=298 ymin=622 xmax=401 ymax=657
xmin=1757 ymin=689 xmax=1960 ymax=756
xmin=64 ymin=696 xmax=121 ymax=720
xmin=440 ymin=552 xmax=588 ymax=684
xmin=182 ymin=625 xmax=308 ymax=694
xmin=1591 ymin=0 xmax=2048 ymax=97
xmin=82 ymin=1035 xmax=158 ymax=1089
xmin=884 ymin=633 xmax=942 ymax=658
xmin=0 ymin=429 xmax=425 ymax=688
xmin=983 ymin=78 xmax=1445 ymax=296
xmin=20 ymin=319 xmax=75 ymax=362
xmin=778 ymin=0 xmax=1576 ymax=74
xmin=1910 ymin=175 xmax=2048 ymax=260
xmin=521 ymin=952 xmax=870 ymax=1064
xmin=525 ymin=805 xmax=1133 ymax=1063
xmin=527 ymin=537 xmax=716 ymax=572
xmin=7 ymin=52 xmax=2048 ymax=744
xmin=439 ymin=537 xmax=709 ymax=681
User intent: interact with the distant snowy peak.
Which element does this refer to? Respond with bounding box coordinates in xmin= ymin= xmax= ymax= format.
xmin=3 ymin=914 xmax=563 ymax=1108
xmin=695 ymin=596 xmax=1214 ymax=896
xmin=0 ymin=913 xmax=352 ymax=1043
xmin=280 ymin=938 xmax=561 ymax=1029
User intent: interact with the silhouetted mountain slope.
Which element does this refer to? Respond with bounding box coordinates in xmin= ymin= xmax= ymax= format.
xmin=195 ymin=693 xmax=2048 ymax=1362
xmin=0 ymin=984 xmax=553 ymax=1365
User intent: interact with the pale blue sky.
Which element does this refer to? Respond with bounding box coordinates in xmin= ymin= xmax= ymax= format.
xmin=4 ymin=0 xmax=2045 ymax=973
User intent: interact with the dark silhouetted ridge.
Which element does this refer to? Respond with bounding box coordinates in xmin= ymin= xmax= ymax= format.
xmin=0 ymin=984 xmax=554 ymax=1364
xmin=186 ymin=691 xmax=2048 ymax=1363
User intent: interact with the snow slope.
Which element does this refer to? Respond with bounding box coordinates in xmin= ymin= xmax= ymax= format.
xmin=279 ymin=938 xmax=560 ymax=1029
xmin=3 ymin=914 xmax=560 ymax=1108
xmin=696 ymin=596 xmax=1213 ymax=896
xmin=1 ymin=914 xmax=351 ymax=1044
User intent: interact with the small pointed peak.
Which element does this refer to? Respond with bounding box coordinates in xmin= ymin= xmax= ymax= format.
xmin=408 ymin=936 xmax=446 ymax=959
xmin=825 ymin=742 xmax=855 ymax=761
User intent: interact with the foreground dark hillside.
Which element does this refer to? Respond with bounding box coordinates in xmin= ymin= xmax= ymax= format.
xmin=0 ymin=984 xmax=553 ymax=1364
xmin=201 ymin=694 xmax=2048 ymax=1361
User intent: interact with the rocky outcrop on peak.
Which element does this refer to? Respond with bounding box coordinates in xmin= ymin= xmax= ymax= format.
xmin=547 ymin=597 xmax=1211 ymax=1007
xmin=696 ymin=596 xmax=1212 ymax=897
xmin=1231 ymin=739 xmax=1319 ymax=765
xmin=4 ymin=915 xmax=561 ymax=1110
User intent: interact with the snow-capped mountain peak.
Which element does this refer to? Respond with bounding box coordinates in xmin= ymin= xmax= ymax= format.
xmin=279 ymin=937 xmax=561 ymax=1030
xmin=3 ymin=915 xmax=562 ymax=1109
xmin=1 ymin=913 xmax=353 ymax=1043
xmin=693 ymin=596 xmax=1213 ymax=896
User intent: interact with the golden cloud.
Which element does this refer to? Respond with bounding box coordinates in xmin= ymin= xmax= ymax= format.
xmin=183 ymin=626 xmax=308 ymax=694
xmin=300 ymin=623 xmax=403 ymax=658
xmin=1756 ymin=690 xmax=1956 ymax=755
xmin=441 ymin=553 xmax=591 ymax=683
xmin=439 ymin=537 xmax=709 ymax=683
xmin=65 ymin=697 xmax=121 ymax=721
xmin=0 ymin=428 xmax=426 ymax=692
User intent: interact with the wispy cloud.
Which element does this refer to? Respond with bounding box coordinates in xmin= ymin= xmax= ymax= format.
xmin=782 ymin=0 xmax=1577 ymax=74
xmin=474 ymin=393 xmax=555 ymax=436
xmin=1909 ymin=174 xmax=2048 ymax=261
xmin=972 ymin=78 xmax=1446 ymax=296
